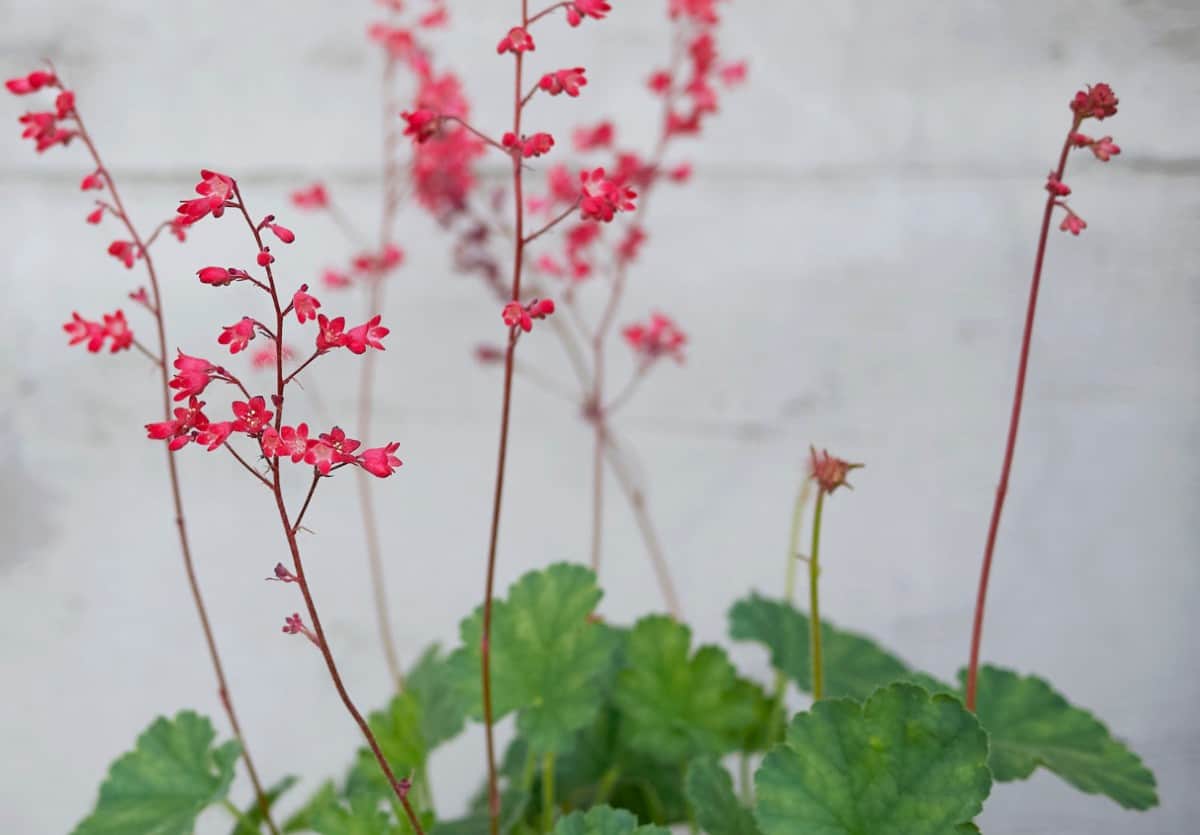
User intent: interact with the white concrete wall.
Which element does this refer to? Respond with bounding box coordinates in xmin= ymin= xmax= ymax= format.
xmin=1 ymin=1 xmax=1198 ymax=833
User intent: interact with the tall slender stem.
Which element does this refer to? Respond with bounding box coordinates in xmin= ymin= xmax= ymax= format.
xmin=808 ymin=489 xmax=826 ymax=701
xmin=482 ymin=5 xmax=529 ymax=832
xmin=231 ymin=184 xmax=425 ymax=834
xmin=768 ymin=478 xmax=812 ymax=739
xmin=353 ymin=51 xmax=406 ymax=693
xmin=965 ymin=121 xmax=1079 ymax=711
xmin=541 ymin=752 xmax=556 ymax=833
xmin=69 ymin=102 xmax=279 ymax=835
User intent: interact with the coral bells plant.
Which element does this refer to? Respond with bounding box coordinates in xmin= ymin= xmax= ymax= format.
xmin=9 ymin=6 xmax=1164 ymax=833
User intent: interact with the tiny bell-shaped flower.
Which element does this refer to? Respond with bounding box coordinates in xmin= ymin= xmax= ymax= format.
xmin=497 ymin=26 xmax=535 ymax=55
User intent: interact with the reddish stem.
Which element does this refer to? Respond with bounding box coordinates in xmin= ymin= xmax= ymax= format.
xmin=231 ymin=184 xmax=425 ymax=835
xmin=482 ymin=6 xmax=529 ymax=833
xmin=965 ymin=119 xmax=1080 ymax=711
xmin=66 ymin=99 xmax=281 ymax=835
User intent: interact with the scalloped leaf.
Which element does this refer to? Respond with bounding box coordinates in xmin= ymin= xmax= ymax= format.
xmin=729 ymin=594 xmax=911 ymax=701
xmin=553 ymin=805 xmax=671 ymax=835
xmin=614 ymin=615 xmax=759 ymax=762
xmin=967 ymin=665 xmax=1157 ymax=810
xmin=310 ymin=792 xmax=399 ymax=835
xmin=451 ymin=563 xmax=620 ymax=754
xmin=685 ymin=757 xmax=761 ymax=835
xmin=754 ymin=683 xmax=991 ymax=835
xmin=407 ymin=643 xmax=469 ymax=751
xmin=71 ymin=710 xmax=241 ymax=835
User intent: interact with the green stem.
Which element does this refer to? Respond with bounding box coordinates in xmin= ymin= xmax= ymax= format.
xmin=221 ymin=799 xmax=258 ymax=832
xmin=594 ymin=766 xmax=621 ymax=806
xmin=541 ymin=752 xmax=556 ymax=833
xmin=417 ymin=763 xmax=435 ymax=817
xmin=769 ymin=479 xmax=813 ymax=741
xmin=809 ymin=490 xmax=826 ymax=701
xmin=738 ymin=752 xmax=753 ymax=806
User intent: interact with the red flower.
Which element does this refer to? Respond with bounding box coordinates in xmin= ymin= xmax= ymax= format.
xmin=1070 ymin=83 xmax=1118 ymax=121
xmin=177 ymin=169 xmax=234 ymax=225
xmin=63 ymin=311 xmax=131 ymax=354
xmin=316 ymin=314 xmax=347 ymax=352
xmin=623 ymin=312 xmax=686 ymax=363
xmin=565 ymin=0 xmax=611 ymax=26
xmin=268 ymin=223 xmax=295 ymax=244
xmin=85 ymin=206 xmax=104 ymax=224
xmin=667 ymin=162 xmax=693 ymax=183
xmin=344 ymin=314 xmax=389 ymax=354
xmin=648 ymin=71 xmax=672 ymax=94
xmin=256 ymin=248 xmax=275 ymax=267
xmin=502 ymin=298 xmax=555 ymax=332
xmin=497 ymin=26 xmax=535 ymax=54
xmin=670 ymin=0 xmax=721 ymax=23
xmin=809 ymin=446 xmax=863 ymax=495
xmin=617 ymin=225 xmax=647 ymax=264
xmin=579 ymin=168 xmax=637 ymax=222
xmin=1059 ymin=212 xmax=1087 ymax=235
xmin=1044 ymin=173 xmax=1071 ymax=197
xmin=146 ymin=396 xmax=211 ymax=451
xmin=17 ymin=110 xmax=74 ymax=152
xmin=719 ymin=61 xmax=748 ymax=86
xmin=306 ymin=427 xmax=361 ymax=475
xmin=251 ymin=341 xmax=294 ymax=370
xmin=281 ymin=612 xmax=319 ymax=644
xmin=232 ymin=396 xmax=274 ymax=434
xmin=218 ymin=318 xmax=257 ymax=355
xmin=197 ymin=266 xmax=234 ymax=286
xmin=194 ymin=421 xmax=234 ymax=452
xmin=290 ymin=183 xmax=329 ymax=210
xmin=5 ymin=70 xmax=56 ymax=95
xmin=54 ymin=90 xmax=75 ymax=117
xmin=264 ymin=423 xmax=311 ymax=462
xmin=322 ymin=269 xmax=353 ymax=290
xmin=402 ymin=109 xmax=442 ymax=143
xmin=573 ymin=121 xmax=614 ymax=150
xmin=107 ymin=240 xmax=138 ymax=269
xmin=539 ymin=68 xmax=588 ymax=97
xmin=292 ymin=285 xmax=321 ymax=324
xmin=503 ymin=131 xmax=555 ymax=159
xmin=169 ymin=352 xmax=217 ymax=401
xmin=80 ymin=170 xmax=104 ymax=191
xmin=1090 ymin=136 xmax=1121 ymax=162
xmin=359 ymin=442 xmax=402 ymax=478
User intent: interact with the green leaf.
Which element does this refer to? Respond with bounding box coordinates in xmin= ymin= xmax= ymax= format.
xmin=684 ymin=757 xmax=761 ymax=835
xmin=311 ymin=793 xmax=399 ymax=835
xmin=968 ymin=665 xmax=1158 ymax=810
xmin=451 ymin=563 xmax=619 ymax=753
xmin=754 ymin=683 xmax=991 ymax=835
xmin=615 ymin=615 xmax=758 ymax=762
xmin=552 ymin=805 xmax=670 ymax=835
xmin=408 ymin=644 xmax=469 ymax=751
xmin=430 ymin=790 xmax=529 ymax=835
xmin=230 ymin=775 xmax=299 ymax=835
xmin=282 ymin=781 xmax=337 ymax=833
xmin=729 ymin=594 xmax=911 ymax=701
xmin=71 ymin=710 xmax=240 ymax=835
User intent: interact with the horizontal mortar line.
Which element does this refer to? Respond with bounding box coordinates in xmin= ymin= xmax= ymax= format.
xmin=4 ymin=157 xmax=1200 ymax=187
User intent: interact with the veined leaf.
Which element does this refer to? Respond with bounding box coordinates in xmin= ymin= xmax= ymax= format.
xmin=553 ymin=805 xmax=670 ymax=835
xmin=684 ymin=757 xmax=761 ymax=835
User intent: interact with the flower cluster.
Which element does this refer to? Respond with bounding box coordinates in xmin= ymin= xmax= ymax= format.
xmin=63 ymin=311 xmax=133 ymax=354
xmin=539 ymin=67 xmax=588 ymax=97
xmin=579 ymin=168 xmax=638 ymax=222
xmin=623 ymin=313 xmax=687 ymax=363
xmin=1051 ymin=83 xmax=1121 ymax=236
xmin=7 ymin=69 xmax=77 ymax=152
xmin=502 ymin=298 xmax=556 ymax=332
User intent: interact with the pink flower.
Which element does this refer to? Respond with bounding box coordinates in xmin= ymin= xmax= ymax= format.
xmin=579 ymin=168 xmax=637 ymax=222
xmin=231 ymin=396 xmax=273 ymax=434
xmin=256 ymin=248 xmax=275 ymax=267
xmin=17 ymin=110 xmax=74 ymax=152
xmin=573 ymin=121 xmax=614 ymax=151
xmin=565 ymin=0 xmax=611 ymax=26
xmin=670 ymin=0 xmax=721 ymax=23
xmin=623 ymin=313 xmax=687 ymax=363
xmin=539 ymin=68 xmax=588 ymax=97
xmin=269 ymin=563 xmax=297 ymax=583
xmin=1044 ymin=173 xmax=1071 ymax=197
xmin=251 ymin=341 xmax=293 ymax=370
xmin=5 ymin=70 xmax=56 ymax=95
xmin=54 ymin=90 xmax=75 ymax=118
xmin=292 ymin=285 xmax=321 ymax=324
xmin=358 ymin=441 xmax=402 ymax=478
xmin=719 ymin=61 xmax=748 ymax=86
xmin=290 ymin=183 xmax=329 ymax=210
xmin=502 ymin=298 xmax=555 ymax=333
xmin=809 ymin=446 xmax=863 ymax=495
xmin=344 ymin=314 xmax=389 ymax=354
xmin=197 ymin=266 xmax=235 ymax=287
xmin=194 ymin=421 xmax=234 ymax=451
xmin=218 ymin=318 xmax=257 ymax=354
xmin=102 ymin=311 xmax=133 ymax=352
xmin=268 ymin=223 xmax=295 ymax=244
xmin=145 ymin=396 xmax=211 ymax=450
xmin=667 ymin=162 xmax=692 ymax=183
xmin=85 ymin=206 xmax=104 ymax=224
xmin=177 ymin=169 xmax=234 ymax=225
xmin=648 ymin=71 xmax=672 ymax=94
xmin=1059 ymin=212 xmax=1087 ymax=235
xmin=497 ymin=26 xmax=535 ymax=55
xmin=503 ymin=131 xmax=555 ymax=159
xmin=316 ymin=314 xmax=347 ymax=352
xmin=80 ymin=170 xmax=104 ymax=191
xmin=265 ymin=423 xmax=311 ymax=462
xmin=1090 ymin=136 xmax=1121 ymax=162
xmin=402 ymin=109 xmax=441 ymax=143
xmin=617 ymin=225 xmax=647 ymax=263
xmin=281 ymin=612 xmax=319 ymax=645
xmin=169 ymin=352 xmax=217 ymax=401
xmin=107 ymin=240 xmax=138 ymax=269
xmin=322 ymin=269 xmax=353 ymax=290
xmin=63 ymin=312 xmax=106 ymax=353
xmin=306 ymin=427 xmax=361 ymax=475
xmin=1070 ymin=83 xmax=1118 ymax=121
